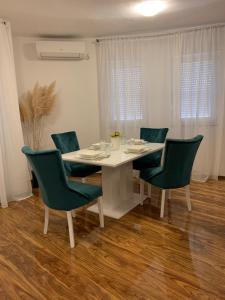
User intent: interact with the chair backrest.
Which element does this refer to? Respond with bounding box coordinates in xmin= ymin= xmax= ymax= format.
xmin=140 ymin=128 xmax=169 ymax=167
xmin=51 ymin=131 xmax=80 ymax=176
xmin=162 ymin=135 xmax=203 ymax=188
xmin=140 ymin=128 xmax=169 ymax=143
xmin=51 ymin=131 xmax=80 ymax=154
xmin=22 ymin=146 xmax=85 ymax=210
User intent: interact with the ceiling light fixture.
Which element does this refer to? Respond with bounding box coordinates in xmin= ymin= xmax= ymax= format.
xmin=134 ymin=1 xmax=167 ymax=17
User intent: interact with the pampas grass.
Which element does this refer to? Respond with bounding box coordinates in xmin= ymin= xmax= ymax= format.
xmin=19 ymin=81 xmax=57 ymax=149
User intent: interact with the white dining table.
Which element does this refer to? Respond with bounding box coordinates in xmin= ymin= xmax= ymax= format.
xmin=62 ymin=143 xmax=164 ymax=219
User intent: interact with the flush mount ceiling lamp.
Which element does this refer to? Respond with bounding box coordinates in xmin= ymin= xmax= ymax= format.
xmin=134 ymin=0 xmax=167 ymax=17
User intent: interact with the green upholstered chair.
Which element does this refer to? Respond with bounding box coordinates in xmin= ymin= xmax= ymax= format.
xmin=51 ymin=131 xmax=101 ymax=182
xmin=22 ymin=146 xmax=104 ymax=248
xmin=133 ymin=128 xmax=169 ymax=171
xmin=140 ymin=135 xmax=203 ymax=218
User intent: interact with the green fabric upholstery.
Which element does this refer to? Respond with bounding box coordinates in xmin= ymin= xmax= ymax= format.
xmin=22 ymin=146 xmax=102 ymax=211
xmin=69 ymin=163 xmax=101 ymax=178
xmin=140 ymin=166 xmax=163 ymax=180
xmin=67 ymin=180 xmax=101 ymax=200
xmin=133 ymin=128 xmax=169 ymax=170
xmin=140 ymin=135 xmax=203 ymax=189
xmin=52 ymin=131 xmax=80 ymax=153
xmin=51 ymin=131 xmax=101 ymax=177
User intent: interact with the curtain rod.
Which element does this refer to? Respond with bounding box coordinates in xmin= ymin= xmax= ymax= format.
xmin=96 ymin=22 xmax=225 ymax=42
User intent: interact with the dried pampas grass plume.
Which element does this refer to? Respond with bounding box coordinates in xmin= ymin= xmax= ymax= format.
xmin=31 ymin=81 xmax=56 ymax=120
xmin=19 ymin=81 xmax=57 ymax=149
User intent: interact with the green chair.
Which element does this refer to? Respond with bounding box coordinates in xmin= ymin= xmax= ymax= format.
xmin=140 ymin=135 xmax=203 ymax=218
xmin=51 ymin=131 xmax=101 ymax=182
xmin=133 ymin=128 xmax=169 ymax=171
xmin=22 ymin=146 xmax=104 ymax=248
xmin=133 ymin=128 xmax=168 ymax=201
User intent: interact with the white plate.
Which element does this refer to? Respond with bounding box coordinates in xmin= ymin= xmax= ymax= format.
xmin=79 ymin=150 xmax=103 ymax=159
xmin=125 ymin=145 xmax=150 ymax=154
xmin=89 ymin=143 xmax=101 ymax=150
xmin=125 ymin=149 xmax=148 ymax=154
xmin=78 ymin=152 xmax=110 ymax=160
xmin=129 ymin=138 xmax=146 ymax=145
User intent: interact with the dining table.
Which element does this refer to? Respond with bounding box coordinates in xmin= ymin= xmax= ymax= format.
xmin=62 ymin=143 xmax=164 ymax=219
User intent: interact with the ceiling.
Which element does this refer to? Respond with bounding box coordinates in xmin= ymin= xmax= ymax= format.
xmin=1 ymin=0 xmax=225 ymax=38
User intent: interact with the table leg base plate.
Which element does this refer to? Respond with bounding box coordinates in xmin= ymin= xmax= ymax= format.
xmin=87 ymin=193 xmax=141 ymax=219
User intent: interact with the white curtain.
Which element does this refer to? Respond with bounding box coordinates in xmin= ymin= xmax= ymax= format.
xmin=97 ymin=25 xmax=225 ymax=181
xmin=0 ymin=20 xmax=32 ymax=207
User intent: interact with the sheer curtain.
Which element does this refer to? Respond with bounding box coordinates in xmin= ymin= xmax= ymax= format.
xmin=96 ymin=25 xmax=225 ymax=180
xmin=0 ymin=20 xmax=32 ymax=207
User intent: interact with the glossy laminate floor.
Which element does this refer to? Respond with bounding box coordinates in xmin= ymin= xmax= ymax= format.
xmin=0 ymin=175 xmax=225 ymax=299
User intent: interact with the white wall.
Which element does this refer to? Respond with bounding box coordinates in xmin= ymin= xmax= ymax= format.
xmin=13 ymin=37 xmax=100 ymax=149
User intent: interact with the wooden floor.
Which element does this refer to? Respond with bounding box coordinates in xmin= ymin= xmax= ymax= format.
xmin=0 ymin=175 xmax=225 ymax=299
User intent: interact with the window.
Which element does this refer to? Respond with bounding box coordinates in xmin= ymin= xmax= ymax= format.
xmin=181 ymin=56 xmax=215 ymax=120
xmin=111 ymin=66 xmax=144 ymax=121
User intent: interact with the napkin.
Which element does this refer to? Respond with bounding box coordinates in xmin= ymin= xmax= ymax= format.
xmin=126 ymin=145 xmax=148 ymax=153
xmin=130 ymin=138 xmax=146 ymax=145
xmin=79 ymin=150 xmax=103 ymax=159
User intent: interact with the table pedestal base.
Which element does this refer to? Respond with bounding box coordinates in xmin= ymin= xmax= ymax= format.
xmin=88 ymin=162 xmax=141 ymax=219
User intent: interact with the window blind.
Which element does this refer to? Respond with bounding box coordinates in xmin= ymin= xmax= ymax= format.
xmin=181 ymin=58 xmax=215 ymax=119
xmin=111 ymin=66 xmax=144 ymax=121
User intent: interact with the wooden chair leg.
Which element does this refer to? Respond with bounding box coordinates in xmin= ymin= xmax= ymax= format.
xmin=140 ymin=179 xmax=144 ymax=205
xmin=44 ymin=205 xmax=49 ymax=234
xmin=148 ymin=183 xmax=151 ymax=199
xmin=160 ymin=190 xmax=166 ymax=218
xmin=72 ymin=210 xmax=76 ymax=218
xmin=185 ymin=185 xmax=192 ymax=211
xmin=66 ymin=211 xmax=75 ymax=248
xmin=97 ymin=197 xmax=104 ymax=228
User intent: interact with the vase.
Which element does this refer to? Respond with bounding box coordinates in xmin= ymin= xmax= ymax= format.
xmin=111 ymin=136 xmax=121 ymax=150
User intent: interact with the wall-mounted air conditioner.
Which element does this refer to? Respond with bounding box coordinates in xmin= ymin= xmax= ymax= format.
xmin=36 ymin=41 xmax=89 ymax=60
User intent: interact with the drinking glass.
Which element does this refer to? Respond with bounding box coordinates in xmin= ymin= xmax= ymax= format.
xmin=100 ymin=140 xmax=106 ymax=151
xmin=104 ymin=143 xmax=112 ymax=156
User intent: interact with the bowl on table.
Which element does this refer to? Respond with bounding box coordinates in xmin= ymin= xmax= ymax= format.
xmin=89 ymin=143 xmax=101 ymax=150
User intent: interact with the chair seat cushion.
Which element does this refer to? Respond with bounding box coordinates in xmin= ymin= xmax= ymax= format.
xmin=68 ymin=180 xmax=102 ymax=201
xmin=140 ymin=166 xmax=163 ymax=182
xmin=70 ymin=163 xmax=101 ymax=177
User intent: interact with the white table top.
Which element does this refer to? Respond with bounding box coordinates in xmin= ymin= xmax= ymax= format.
xmin=62 ymin=143 xmax=164 ymax=168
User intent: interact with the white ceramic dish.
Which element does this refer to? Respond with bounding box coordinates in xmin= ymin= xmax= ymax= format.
xmin=126 ymin=145 xmax=149 ymax=154
xmin=78 ymin=150 xmax=103 ymax=159
xmin=129 ymin=138 xmax=146 ymax=145
xmin=89 ymin=143 xmax=101 ymax=150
